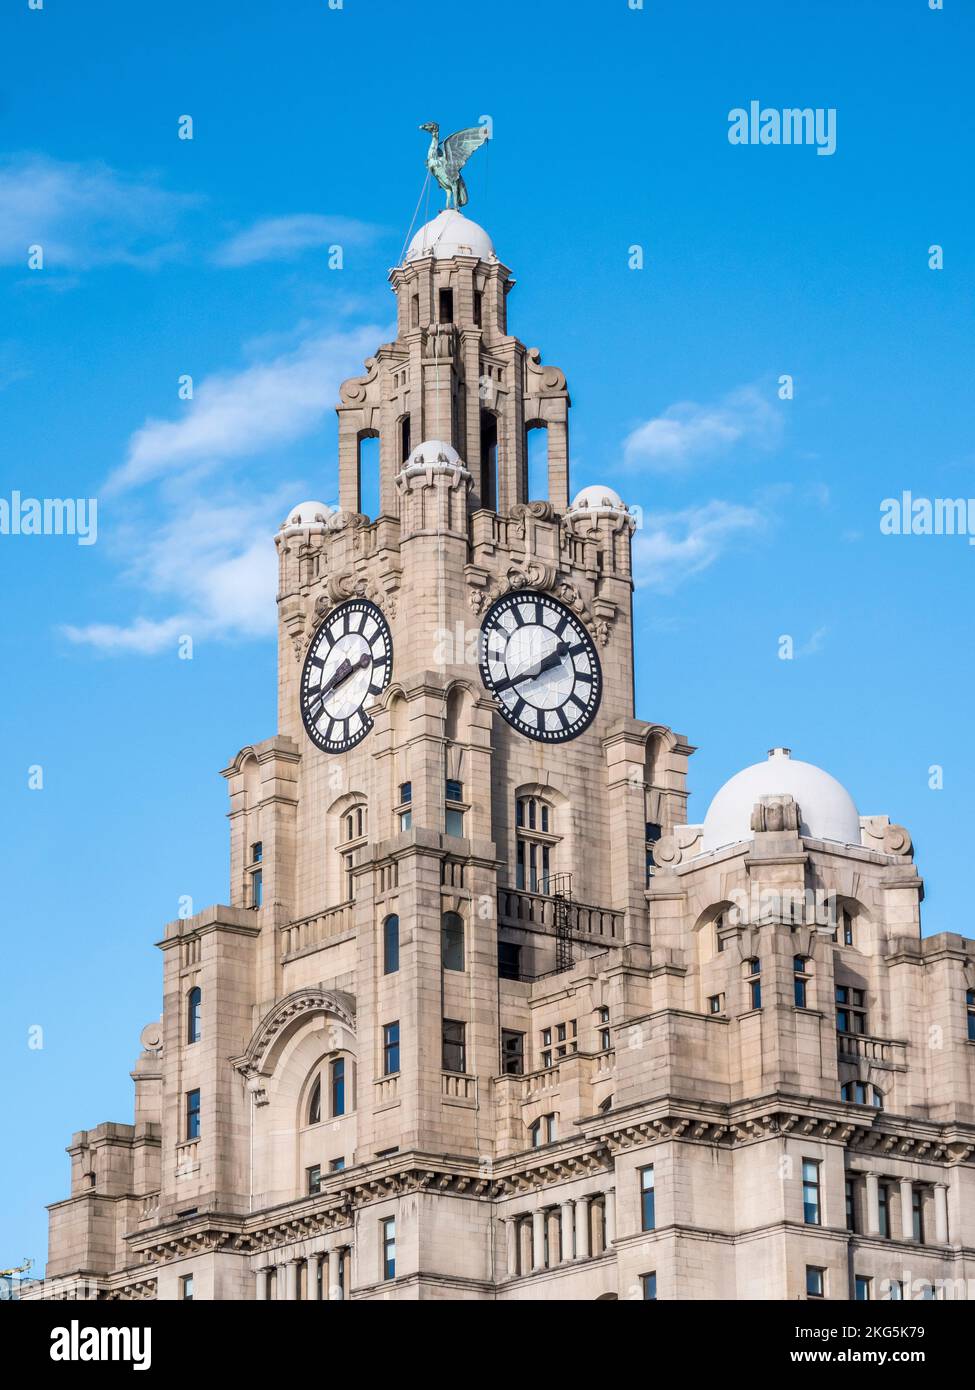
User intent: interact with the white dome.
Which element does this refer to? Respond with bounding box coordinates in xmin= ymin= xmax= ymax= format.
xmin=568 ymin=484 xmax=628 ymax=514
xmin=404 ymin=210 xmax=495 ymax=263
xmin=701 ymin=747 xmax=861 ymax=853
xmin=399 ymin=439 xmax=470 ymax=478
xmin=279 ymin=500 xmax=334 ymax=536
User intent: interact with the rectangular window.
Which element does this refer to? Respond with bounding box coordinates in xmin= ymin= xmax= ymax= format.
xmin=641 ymin=1271 xmax=657 ymax=1301
xmin=597 ymin=1005 xmax=611 ymax=1050
xmin=640 ymin=1165 xmax=656 ymax=1231
xmin=438 ymin=288 xmax=453 ymax=323
xmin=442 ymin=1018 xmax=466 ymax=1074
xmin=399 ymin=782 xmax=412 ymax=804
xmin=383 ymin=1021 xmax=400 ymax=1075
xmin=745 ymin=958 xmax=761 ymax=1010
xmin=251 ymin=841 xmax=263 ymax=863
xmin=855 ymin=1274 xmax=871 ymax=1301
xmin=186 ymin=1088 xmax=201 ymax=1141
xmin=445 ymin=778 xmax=463 ymax=803
xmin=845 ymin=1177 xmax=857 ymax=1233
xmin=383 ymin=916 xmax=399 ymax=974
xmin=497 ymin=941 xmax=521 ymax=980
xmin=501 ymin=1029 xmax=525 ymax=1076
xmin=801 ymin=1159 xmax=821 ymax=1225
xmin=913 ymin=1188 xmax=924 ymax=1243
xmin=251 ymin=868 xmax=263 ymax=908
xmin=968 ymin=989 xmax=975 ymax=1042
xmin=307 ymin=1164 xmax=322 ymax=1195
xmin=794 ymin=956 xmax=810 ymax=1008
xmin=878 ymin=1183 xmax=890 ymax=1238
xmin=473 ymin=290 xmax=483 ymax=328
xmin=399 ymin=809 xmax=412 ymax=831
xmin=445 ymin=807 xmax=465 ymax=837
xmin=330 ymin=1057 xmax=346 ymax=1117
xmin=381 ymin=1217 xmax=396 ymax=1281
xmin=442 ymin=914 xmax=465 ymax=971
xmin=708 ymin=994 xmax=724 ymax=1015
xmin=342 ymin=851 xmax=355 ymax=902
xmin=180 ymin=1274 xmax=194 ymax=1301
xmin=805 ymin=1266 xmax=825 ymax=1298
xmin=836 ymin=985 xmax=866 ymax=1035
xmin=645 ymin=822 xmax=661 ymax=885
xmin=330 ymin=1157 xmax=345 ymax=1172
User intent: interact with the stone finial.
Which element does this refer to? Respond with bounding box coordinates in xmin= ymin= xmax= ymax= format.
xmin=750 ymin=794 xmax=801 ymax=834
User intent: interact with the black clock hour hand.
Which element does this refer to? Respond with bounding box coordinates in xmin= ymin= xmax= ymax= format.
xmin=512 ymin=640 xmax=570 ymax=685
xmin=321 ymin=651 xmax=371 ymax=697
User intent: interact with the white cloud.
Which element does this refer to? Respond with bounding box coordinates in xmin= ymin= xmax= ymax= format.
xmin=214 ymin=214 xmax=380 ymax=267
xmin=633 ymin=499 xmax=768 ymax=591
xmin=0 ymin=155 xmax=198 ymax=271
xmin=107 ymin=324 xmax=384 ymax=493
xmin=623 ymin=385 xmax=783 ymax=472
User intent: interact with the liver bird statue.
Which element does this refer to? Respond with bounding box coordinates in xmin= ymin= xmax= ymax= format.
xmin=419 ymin=122 xmax=490 ymax=211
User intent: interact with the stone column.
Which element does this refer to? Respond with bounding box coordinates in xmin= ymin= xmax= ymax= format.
xmin=305 ymin=1255 xmax=319 ymax=1301
xmin=605 ymin=1188 xmax=617 ymax=1247
xmin=863 ymin=1172 xmax=881 ymax=1237
xmin=255 ymin=1267 xmax=270 ymax=1301
xmin=934 ymin=1185 xmax=949 ymax=1245
xmin=531 ymin=1210 xmax=546 ymax=1271
xmin=899 ymin=1179 xmax=914 ymax=1241
xmin=283 ymin=1259 xmax=298 ymax=1301
xmin=559 ymin=1201 xmax=575 ymax=1262
xmin=504 ymin=1218 xmax=520 ymax=1278
xmin=324 ymin=1249 xmax=338 ymax=1301
xmin=574 ymin=1197 xmax=591 ymax=1260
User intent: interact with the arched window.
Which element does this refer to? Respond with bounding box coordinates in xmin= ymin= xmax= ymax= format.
xmin=841 ymin=1081 xmax=883 ymax=1109
xmin=529 ymin=1113 xmax=555 ymax=1148
xmin=383 ymin=915 xmax=399 ymax=975
xmin=526 ymin=422 xmax=548 ymax=501
xmin=515 ymin=794 xmax=557 ymax=893
xmin=308 ymin=1077 xmax=322 ymax=1126
xmin=442 ymin=912 xmax=465 ymax=972
xmin=187 ymin=987 xmax=201 ymax=1044
xmin=357 ymin=432 xmax=380 ymax=519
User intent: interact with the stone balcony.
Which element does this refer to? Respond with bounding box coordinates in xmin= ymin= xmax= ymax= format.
xmin=837 ymin=1031 xmax=909 ymax=1070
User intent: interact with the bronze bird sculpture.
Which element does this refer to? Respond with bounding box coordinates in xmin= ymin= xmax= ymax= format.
xmin=419 ymin=122 xmax=490 ymax=211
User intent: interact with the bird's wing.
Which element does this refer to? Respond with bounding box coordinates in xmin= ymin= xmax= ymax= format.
xmin=441 ymin=126 xmax=489 ymax=177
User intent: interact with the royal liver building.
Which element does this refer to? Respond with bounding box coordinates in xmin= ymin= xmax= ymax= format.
xmin=35 ymin=168 xmax=975 ymax=1302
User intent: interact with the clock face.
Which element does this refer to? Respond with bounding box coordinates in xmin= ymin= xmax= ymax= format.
xmin=478 ymin=591 xmax=602 ymax=742
xmin=299 ymin=599 xmax=392 ymax=753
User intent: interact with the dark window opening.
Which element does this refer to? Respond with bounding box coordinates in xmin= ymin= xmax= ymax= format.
xmin=480 ymin=410 xmax=498 ymax=511
xmin=358 ymin=432 xmax=380 ymax=519
xmin=438 ymin=287 xmax=454 ymax=323
xmin=473 ymin=290 xmax=483 ymax=327
xmin=501 ymin=1029 xmax=524 ymax=1075
xmin=442 ymin=1019 xmax=466 ymax=1073
xmin=498 ymin=941 xmax=522 ymax=980
xmin=400 ymin=414 xmax=411 ymax=463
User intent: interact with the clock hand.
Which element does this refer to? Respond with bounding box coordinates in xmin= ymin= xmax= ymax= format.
xmin=510 ymin=640 xmax=570 ymax=685
xmin=319 ymin=651 xmax=371 ymax=698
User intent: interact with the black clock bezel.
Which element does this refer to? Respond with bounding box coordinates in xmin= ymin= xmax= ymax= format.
xmin=299 ymin=598 xmax=393 ymax=753
xmin=477 ymin=590 xmax=602 ymax=743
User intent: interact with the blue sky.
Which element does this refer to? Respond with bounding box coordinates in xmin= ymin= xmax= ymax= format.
xmin=1 ymin=0 xmax=972 ymax=1265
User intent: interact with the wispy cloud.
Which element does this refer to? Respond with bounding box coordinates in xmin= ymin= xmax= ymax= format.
xmin=67 ymin=322 xmax=386 ymax=654
xmin=213 ymin=213 xmax=381 ymax=267
xmin=633 ymin=499 xmax=769 ymax=591
xmin=623 ymin=384 xmax=783 ymax=472
xmin=0 ymin=154 xmax=199 ymax=272
xmin=107 ymin=324 xmax=384 ymax=493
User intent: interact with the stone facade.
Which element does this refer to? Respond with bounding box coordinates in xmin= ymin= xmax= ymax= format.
xmin=30 ymin=210 xmax=975 ymax=1303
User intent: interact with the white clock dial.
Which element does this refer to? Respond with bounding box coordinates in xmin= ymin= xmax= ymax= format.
xmin=478 ymin=592 xmax=602 ymax=742
xmin=299 ymin=599 xmax=392 ymax=753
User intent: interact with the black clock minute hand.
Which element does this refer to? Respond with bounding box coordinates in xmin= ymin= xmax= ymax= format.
xmin=513 ymin=640 xmax=570 ymax=685
xmin=320 ymin=651 xmax=372 ymax=697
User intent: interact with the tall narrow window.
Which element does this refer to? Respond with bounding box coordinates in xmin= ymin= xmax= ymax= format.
xmin=836 ymin=985 xmax=866 ymax=1035
xmin=441 ymin=912 xmax=465 ymax=971
xmin=497 ymin=941 xmax=521 ymax=980
xmin=444 ymin=779 xmax=465 ymax=837
xmin=410 ymin=293 xmax=419 ymax=328
xmin=642 ymin=1272 xmax=657 ymax=1301
xmin=913 ymin=1188 xmax=924 ymax=1243
xmin=383 ymin=1021 xmax=400 ymax=1075
xmin=479 ymin=409 xmax=497 ymax=511
xmin=855 ymin=1275 xmax=871 ymax=1301
xmin=806 ymin=1267 xmax=825 ymax=1298
xmin=308 ymin=1077 xmax=321 ymax=1126
xmin=745 ymin=958 xmax=761 ymax=1010
xmin=596 ymin=1006 xmax=611 ymax=1052
xmin=967 ymin=989 xmax=975 ymax=1042
xmin=251 ymin=868 xmax=263 ymax=908
xmin=330 ymin=1058 xmax=346 ymax=1117
xmin=438 ymin=287 xmax=454 ymax=323
xmin=645 ymin=822 xmax=661 ymax=885
xmin=793 ymin=956 xmax=810 ymax=1009
xmin=845 ymin=1176 xmax=857 ymax=1232
xmin=381 ymin=1217 xmax=396 ymax=1280
xmin=383 ymin=915 xmax=399 ymax=975
xmin=339 ymin=803 xmax=366 ymax=902
xmin=878 ymin=1182 xmax=890 ymax=1238
xmin=180 ymin=1274 xmax=194 ymax=1301
xmin=307 ymin=1165 xmax=322 ymax=1195
xmin=802 ymin=1159 xmax=821 ymax=1225
xmin=358 ymin=433 xmax=380 ymax=519
xmin=397 ymin=781 xmax=412 ymax=832
xmin=187 ymin=986 xmax=201 ymax=1044
xmin=400 ymin=414 xmax=411 ymax=464
xmin=515 ymin=795 xmax=555 ymax=893
xmin=640 ymin=1166 xmax=656 ymax=1231
xmin=186 ymin=1088 xmax=201 ymax=1141
xmin=529 ymin=1113 xmax=555 ymax=1147
xmin=501 ymin=1029 xmax=524 ymax=1075
xmin=442 ymin=1019 xmax=466 ymax=1074
xmin=526 ymin=423 xmax=548 ymax=502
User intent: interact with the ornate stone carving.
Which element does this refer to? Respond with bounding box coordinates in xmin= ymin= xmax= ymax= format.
xmin=524 ymin=347 xmax=567 ymax=394
xmin=861 ymin=816 xmax=913 ymax=858
xmin=511 ymin=500 xmax=555 ymax=523
xmin=652 ymin=826 xmax=703 ymax=868
xmin=338 ymin=358 xmax=379 ymax=405
xmin=464 ymin=568 xmax=614 ymax=646
xmin=750 ymin=795 xmax=801 ymax=833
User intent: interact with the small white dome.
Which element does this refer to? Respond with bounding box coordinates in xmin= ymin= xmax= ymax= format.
xmin=399 ymin=439 xmax=470 ymax=478
xmin=279 ymin=500 xmax=334 ymax=536
xmin=404 ymin=210 xmax=495 ymax=263
xmin=569 ymin=484 xmax=628 ymax=514
xmin=701 ymin=747 xmax=861 ymax=853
